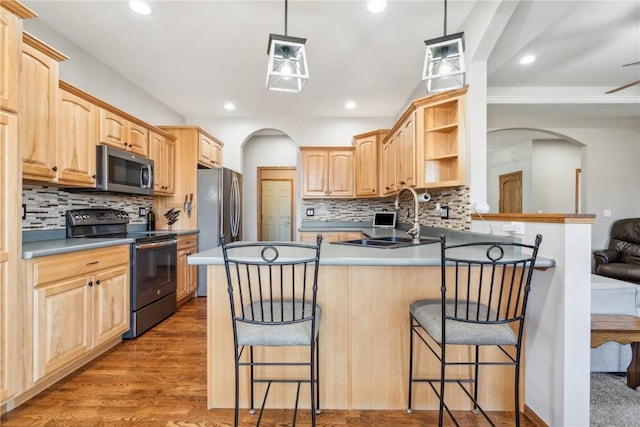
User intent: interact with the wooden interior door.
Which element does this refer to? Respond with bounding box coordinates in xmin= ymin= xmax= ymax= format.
xmin=261 ymin=180 xmax=293 ymax=241
xmin=499 ymin=171 xmax=522 ymax=213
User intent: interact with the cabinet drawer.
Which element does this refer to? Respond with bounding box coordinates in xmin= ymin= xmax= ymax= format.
xmin=29 ymin=245 xmax=130 ymax=287
xmin=177 ymin=234 xmax=198 ymax=251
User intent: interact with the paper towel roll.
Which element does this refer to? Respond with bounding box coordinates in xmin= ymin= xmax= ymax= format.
xmin=419 ymin=192 xmax=431 ymax=202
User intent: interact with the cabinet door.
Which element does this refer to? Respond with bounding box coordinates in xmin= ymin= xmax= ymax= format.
xmin=396 ymin=112 xmax=416 ymax=188
xmin=211 ymin=140 xmax=222 ymax=168
xmin=128 ymin=121 xmax=148 ymax=156
xmin=33 ymin=276 xmax=91 ymax=382
xmin=21 ymin=42 xmax=58 ymax=181
xmin=93 ymin=265 xmax=129 ymax=347
xmin=0 ymin=9 xmax=20 ymax=113
xmin=149 ymin=131 xmax=166 ymax=193
xmin=163 ymin=137 xmax=175 ymax=194
xmin=57 ymin=88 xmax=97 ymax=186
xmin=328 ymin=151 xmax=354 ymax=197
xmin=176 ymin=248 xmax=190 ymax=303
xmin=198 ymin=133 xmax=214 ymax=168
xmin=301 ymin=150 xmax=329 ymax=197
xmin=99 ymin=109 xmax=128 ymax=151
xmin=354 ymin=136 xmax=378 ymax=197
xmin=381 ymin=136 xmax=397 ymax=196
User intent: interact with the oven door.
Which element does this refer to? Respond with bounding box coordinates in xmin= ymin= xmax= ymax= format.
xmin=131 ymin=239 xmax=177 ymax=310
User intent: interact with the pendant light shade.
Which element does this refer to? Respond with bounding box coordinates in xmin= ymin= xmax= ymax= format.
xmin=422 ymin=32 xmax=465 ymax=93
xmin=266 ymin=34 xmax=309 ymax=93
xmin=422 ymin=0 xmax=466 ymax=94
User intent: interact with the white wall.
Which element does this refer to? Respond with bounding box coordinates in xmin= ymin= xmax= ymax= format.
xmin=487 ymin=138 xmax=532 ymax=212
xmin=532 ymin=139 xmax=582 ymax=213
xmin=23 ymin=20 xmax=184 ymax=125
xmin=242 ymin=135 xmax=298 ymax=241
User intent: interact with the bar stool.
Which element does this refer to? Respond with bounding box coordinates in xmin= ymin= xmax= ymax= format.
xmin=407 ymin=234 xmax=542 ymax=426
xmin=220 ymin=234 xmax=323 ymax=427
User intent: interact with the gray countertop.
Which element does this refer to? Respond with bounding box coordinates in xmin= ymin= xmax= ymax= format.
xmin=22 ymin=238 xmax=134 ymax=259
xmin=188 ymin=237 xmax=554 ymax=268
xmin=22 ymin=229 xmax=199 ymax=259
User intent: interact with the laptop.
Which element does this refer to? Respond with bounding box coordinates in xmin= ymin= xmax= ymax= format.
xmin=373 ymin=211 xmax=397 ymax=228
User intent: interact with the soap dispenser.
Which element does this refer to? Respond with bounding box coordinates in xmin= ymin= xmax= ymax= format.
xmin=147 ymin=207 xmax=156 ymax=231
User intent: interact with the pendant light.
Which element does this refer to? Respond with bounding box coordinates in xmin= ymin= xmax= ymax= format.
xmin=266 ymin=0 xmax=309 ymax=93
xmin=422 ymin=0 xmax=465 ymax=94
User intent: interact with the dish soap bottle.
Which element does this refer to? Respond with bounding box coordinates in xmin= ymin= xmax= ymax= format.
xmin=147 ymin=208 xmax=155 ymax=231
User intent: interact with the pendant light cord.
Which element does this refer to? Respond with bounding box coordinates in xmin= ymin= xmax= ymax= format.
xmin=443 ymin=0 xmax=447 ymax=36
xmin=284 ymin=0 xmax=288 ymax=36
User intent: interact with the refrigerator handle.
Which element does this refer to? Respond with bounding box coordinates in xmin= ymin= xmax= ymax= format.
xmin=233 ymin=176 xmax=241 ymax=238
xmin=230 ymin=175 xmax=239 ymax=239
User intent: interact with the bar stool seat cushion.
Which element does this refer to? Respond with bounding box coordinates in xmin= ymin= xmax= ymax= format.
xmin=236 ymin=301 xmax=322 ymax=346
xmin=410 ymin=299 xmax=517 ymax=346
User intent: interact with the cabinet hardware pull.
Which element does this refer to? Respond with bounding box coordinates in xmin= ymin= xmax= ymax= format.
xmin=95 ymin=280 xmax=101 ymax=285
xmin=52 ymin=166 xmax=58 ymax=172
xmin=86 ymin=261 xmax=99 ymax=265
xmin=92 ymin=174 xmax=96 ymax=179
xmin=88 ymin=281 xmax=93 ymax=287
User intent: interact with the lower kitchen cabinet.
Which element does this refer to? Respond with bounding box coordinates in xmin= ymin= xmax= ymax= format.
xmin=299 ymin=231 xmax=362 ymax=243
xmin=177 ymin=233 xmax=198 ymax=304
xmin=26 ymin=245 xmax=130 ymax=383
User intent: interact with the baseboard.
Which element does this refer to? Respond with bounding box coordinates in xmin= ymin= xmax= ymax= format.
xmin=524 ymin=404 xmax=548 ymax=427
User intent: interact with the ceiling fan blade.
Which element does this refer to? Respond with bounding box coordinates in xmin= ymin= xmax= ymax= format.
xmin=606 ymin=80 xmax=640 ymax=94
xmin=622 ymin=61 xmax=640 ymax=67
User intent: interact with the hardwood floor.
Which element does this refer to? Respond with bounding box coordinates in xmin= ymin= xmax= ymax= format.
xmin=1 ymin=298 xmax=536 ymax=426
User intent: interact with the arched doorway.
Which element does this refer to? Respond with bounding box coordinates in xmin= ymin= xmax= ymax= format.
xmin=241 ymin=129 xmax=298 ymax=241
xmin=487 ymin=128 xmax=586 ymax=214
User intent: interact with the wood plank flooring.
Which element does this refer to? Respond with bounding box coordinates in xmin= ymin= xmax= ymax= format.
xmin=1 ymin=298 xmax=536 ymax=426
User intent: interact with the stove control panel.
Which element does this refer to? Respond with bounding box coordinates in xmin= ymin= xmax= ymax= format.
xmin=66 ymin=208 xmax=130 ymax=227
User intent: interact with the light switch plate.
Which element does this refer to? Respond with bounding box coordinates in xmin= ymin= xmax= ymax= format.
xmin=22 ymin=204 xmax=26 ymax=220
xmin=139 ymin=207 xmax=147 ymax=217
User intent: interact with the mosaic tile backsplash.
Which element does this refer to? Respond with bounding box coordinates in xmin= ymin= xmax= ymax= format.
xmin=301 ymin=187 xmax=471 ymax=230
xmin=23 ymin=185 xmax=153 ymax=230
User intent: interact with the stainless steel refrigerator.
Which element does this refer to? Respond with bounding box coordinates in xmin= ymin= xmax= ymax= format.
xmin=197 ymin=167 xmax=242 ymax=296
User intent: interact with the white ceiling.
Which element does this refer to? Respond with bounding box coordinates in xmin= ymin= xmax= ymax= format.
xmin=22 ymin=0 xmax=640 ymax=120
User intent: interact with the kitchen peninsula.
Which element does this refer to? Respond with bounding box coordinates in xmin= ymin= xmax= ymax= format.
xmin=188 ymin=232 xmax=554 ymax=412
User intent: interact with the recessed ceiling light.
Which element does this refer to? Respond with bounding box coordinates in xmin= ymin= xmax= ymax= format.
xmin=128 ymin=1 xmax=152 ymax=16
xmin=520 ymin=54 xmax=536 ymax=65
xmin=367 ymin=0 xmax=387 ymax=14
xmin=223 ymin=102 xmax=236 ymax=111
xmin=345 ymin=101 xmax=357 ymax=110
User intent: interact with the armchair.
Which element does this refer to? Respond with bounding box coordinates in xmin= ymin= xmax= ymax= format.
xmin=593 ymin=218 xmax=640 ymax=284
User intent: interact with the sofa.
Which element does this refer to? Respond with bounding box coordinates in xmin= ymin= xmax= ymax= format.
xmin=593 ymin=218 xmax=640 ymax=284
xmin=591 ymin=274 xmax=640 ymax=372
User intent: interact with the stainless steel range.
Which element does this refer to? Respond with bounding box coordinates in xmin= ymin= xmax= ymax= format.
xmin=66 ymin=208 xmax=178 ymax=338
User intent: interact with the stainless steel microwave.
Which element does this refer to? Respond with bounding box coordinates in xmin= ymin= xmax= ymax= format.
xmin=95 ymin=145 xmax=154 ymax=195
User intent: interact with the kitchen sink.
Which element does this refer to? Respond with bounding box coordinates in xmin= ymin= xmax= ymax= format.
xmin=331 ymin=236 xmax=440 ymax=249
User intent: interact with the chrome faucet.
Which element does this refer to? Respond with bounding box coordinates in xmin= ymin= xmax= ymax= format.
xmin=394 ymin=185 xmax=421 ymax=243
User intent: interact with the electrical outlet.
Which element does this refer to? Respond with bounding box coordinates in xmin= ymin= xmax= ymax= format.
xmin=139 ymin=207 xmax=147 ymax=217
xmin=22 ymin=204 xmax=26 ymax=220
xmin=512 ymin=222 xmax=525 ymax=235
xmin=305 ymin=208 xmax=314 ymax=217
xmin=440 ymin=206 xmax=449 ymax=219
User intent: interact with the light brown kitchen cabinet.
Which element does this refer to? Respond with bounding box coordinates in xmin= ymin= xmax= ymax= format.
xmin=1 ymin=1 xmax=35 ymax=405
xmin=0 ymin=7 xmax=23 ymax=113
xmin=396 ymin=111 xmax=416 ymax=188
xmin=380 ymin=135 xmax=397 ymax=196
xmin=299 ymin=231 xmax=362 ymax=243
xmin=300 ymin=147 xmax=354 ymax=199
xmin=27 ymin=245 xmax=130 ymax=383
xmin=20 ymin=33 xmax=68 ymax=183
xmin=156 ymin=126 xmax=221 ymax=231
xmin=149 ymin=130 xmax=176 ymax=195
xmin=416 ymin=87 xmax=467 ymax=188
xmin=57 ymin=85 xmax=97 ymax=186
xmin=99 ymin=108 xmax=148 ymax=156
xmin=198 ymin=132 xmax=223 ymax=168
xmin=353 ymin=130 xmax=387 ymax=197
xmin=176 ymin=233 xmax=198 ymax=304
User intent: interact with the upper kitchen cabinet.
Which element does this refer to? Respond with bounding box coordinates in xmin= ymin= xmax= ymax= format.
xmin=415 ymin=86 xmax=467 ymax=188
xmin=395 ymin=111 xmax=416 ymax=188
xmin=300 ymin=147 xmax=354 ymax=199
xmin=198 ymin=131 xmax=223 ymax=168
xmin=20 ymin=32 xmax=68 ymax=183
xmin=57 ymin=82 xmax=97 ymax=187
xmin=149 ymin=130 xmax=176 ymax=196
xmin=99 ymin=108 xmax=148 ymax=157
xmin=353 ymin=130 xmax=387 ymax=197
xmin=0 ymin=4 xmax=30 ymax=113
xmin=380 ymin=134 xmax=397 ymax=196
